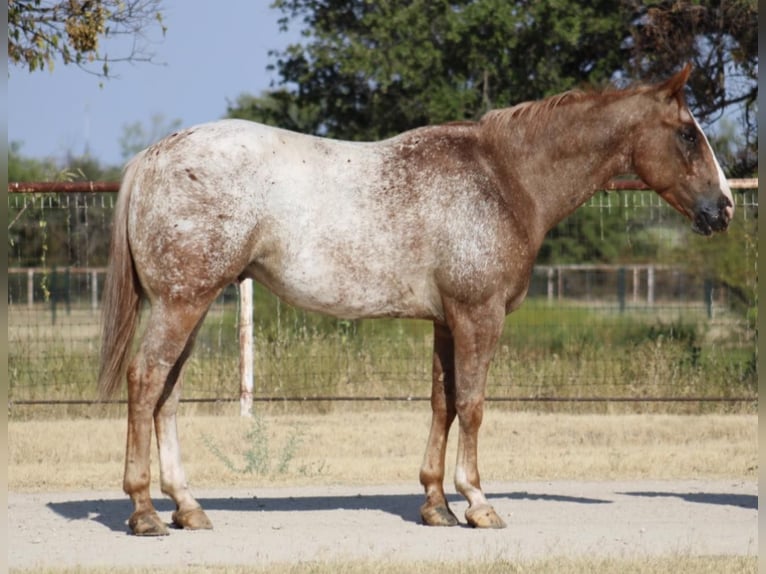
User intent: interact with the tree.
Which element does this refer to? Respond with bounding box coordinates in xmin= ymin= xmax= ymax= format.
xmin=226 ymin=91 xmax=322 ymax=135
xmin=118 ymin=113 xmax=182 ymax=160
xmin=252 ymin=0 xmax=633 ymax=140
xmin=625 ymin=0 xmax=758 ymax=176
xmin=233 ymin=0 xmax=756 ymax=151
xmin=8 ymin=142 xmax=58 ymax=182
xmin=8 ymin=0 xmax=167 ymax=77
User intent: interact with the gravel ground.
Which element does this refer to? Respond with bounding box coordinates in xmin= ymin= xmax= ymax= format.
xmin=9 ymin=479 xmax=757 ymax=570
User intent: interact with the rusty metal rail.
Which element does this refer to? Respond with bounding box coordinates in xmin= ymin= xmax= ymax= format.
xmin=8 ymin=181 xmax=120 ymax=193
xmin=604 ymin=178 xmax=758 ymax=190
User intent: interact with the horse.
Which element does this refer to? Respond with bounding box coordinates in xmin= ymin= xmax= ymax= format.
xmin=98 ymin=63 xmax=733 ymax=535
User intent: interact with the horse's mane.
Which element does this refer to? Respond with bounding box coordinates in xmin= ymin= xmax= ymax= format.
xmin=480 ymin=83 xmax=651 ymax=134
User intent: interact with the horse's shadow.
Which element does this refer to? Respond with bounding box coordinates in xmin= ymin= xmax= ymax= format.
xmin=618 ymin=491 xmax=757 ymax=510
xmin=46 ymin=490 xmax=610 ymax=533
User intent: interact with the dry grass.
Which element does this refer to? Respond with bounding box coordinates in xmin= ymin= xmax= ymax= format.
xmin=10 ymin=555 xmax=758 ymax=574
xmin=9 ymin=301 xmax=758 ymax=406
xmin=8 ymin=407 xmax=756 ymax=492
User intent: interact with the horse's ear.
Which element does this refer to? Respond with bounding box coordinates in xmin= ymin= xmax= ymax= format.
xmin=654 ymin=63 xmax=692 ymax=102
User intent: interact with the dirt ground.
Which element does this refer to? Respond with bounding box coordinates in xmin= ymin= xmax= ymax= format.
xmin=9 ymin=479 xmax=756 ymax=570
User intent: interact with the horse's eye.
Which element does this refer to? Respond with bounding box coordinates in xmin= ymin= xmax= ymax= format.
xmin=679 ymin=125 xmax=698 ymax=145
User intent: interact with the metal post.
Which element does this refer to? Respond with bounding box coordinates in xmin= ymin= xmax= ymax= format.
xmin=239 ymin=278 xmax=254 ymax=417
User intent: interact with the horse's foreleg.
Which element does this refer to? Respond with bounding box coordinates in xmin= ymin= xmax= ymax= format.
xmin=123 ymin=303 xmax=208 ymax=536
xmin=419 ymin=322 xmax=458 ymax=526
xmin=448 ymin=300 xmax=507 ymax=529
xmin=154 ymin=339 xmax=212 ymax=531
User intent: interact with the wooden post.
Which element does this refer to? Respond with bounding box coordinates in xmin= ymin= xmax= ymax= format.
xmin=27 ymin=269 xmax=34 ymax=308
xmin=91 ymin=270 xmax=99 ymax=312
xmin=239 ymin=278 xmax=254 ymax=417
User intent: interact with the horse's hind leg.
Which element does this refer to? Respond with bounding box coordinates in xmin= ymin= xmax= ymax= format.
xmin=154 ymin=317 xmax=212 ymax=531
xmin=123 ymin=300 xmax=211 ymax=536
xmin=419 ymin=322 xmax=459 ymax=526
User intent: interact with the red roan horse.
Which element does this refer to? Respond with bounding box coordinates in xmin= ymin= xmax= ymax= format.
xmin=99 ymin=64 xmax=733 ymax=535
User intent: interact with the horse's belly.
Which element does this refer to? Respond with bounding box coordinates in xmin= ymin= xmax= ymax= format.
xmin=249 ymin=256 xmax=440 ymax=320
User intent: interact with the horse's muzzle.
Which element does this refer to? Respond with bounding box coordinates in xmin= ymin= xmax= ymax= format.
xmin=692 ymin=196 xmax=733 ymax=236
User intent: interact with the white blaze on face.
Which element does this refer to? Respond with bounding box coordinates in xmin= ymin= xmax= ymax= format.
xmin=692 ymin=114 xmax=734 ymax=220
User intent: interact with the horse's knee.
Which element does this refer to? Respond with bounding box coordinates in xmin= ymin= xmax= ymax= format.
xmin=455 ymin=396 xmax=484 ymax=428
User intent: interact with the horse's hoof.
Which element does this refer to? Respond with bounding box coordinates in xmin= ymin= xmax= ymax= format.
xmin=129 ymin=511 xmax=169 ymax=536
xmin=420 ymin=503 xmax=459 ymax=527
xmin=172 ymin=507 xmax=213 ymax=530
xmin=465 ymin=504 xmax=507 ymax=529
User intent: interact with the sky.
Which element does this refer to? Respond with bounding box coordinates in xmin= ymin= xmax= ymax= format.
xmin=8 ymin=1 xmax=301 ymax=167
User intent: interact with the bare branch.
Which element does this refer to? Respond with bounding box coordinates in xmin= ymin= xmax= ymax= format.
xmin=8 ymin=0 xmax=167 ymax=78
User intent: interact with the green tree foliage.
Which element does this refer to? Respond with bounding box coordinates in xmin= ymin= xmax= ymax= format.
xmin=232 ymin=0 xmax=756 ymax=148
xmin=626 ymin=0 xmax=758 ymax=176
xmin=675 ymin=215 xmax=757 ymax=320
xmin=8 ymin=142 xmax=58 ymax=182
xmin=118 ymin=113 xmax=182 ymax=161
xmin=251 ymin=0 xmax=633 ymax=140
xmin=8 ymin=0 xmax=166 ymax=77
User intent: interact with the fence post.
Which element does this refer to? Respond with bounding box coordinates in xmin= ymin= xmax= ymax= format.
xmin=239 ymin=278 xmax=254 ymax=417
xmin=617 ymin=267 xmax=626 ymax=313
xmin=91 ymin=270 xmax=99 ymax=312
xmin=27 ymin=269 xmax=34 ymax=308
xmin=647 ymin=266 xmax=655 ymax=306
xmin=632 ymin=267 xmax=639 ymax=304
xmin=64 ymin=267 xmax=71 ymax=315
xmin=704 ymin=279 xmax=714 ymax=319
xmin=547 ymin=267 xmax=554 ymax=303
xmin=50 ymin=266 xmax=57 ymax=325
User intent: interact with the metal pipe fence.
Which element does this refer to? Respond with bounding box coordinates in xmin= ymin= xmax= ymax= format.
xmin=8 ymin=181 xmax=758 ymax=412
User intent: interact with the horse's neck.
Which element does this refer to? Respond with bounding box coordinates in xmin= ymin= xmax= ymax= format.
xmin=486 ymin=96 xmax=637 ymax=246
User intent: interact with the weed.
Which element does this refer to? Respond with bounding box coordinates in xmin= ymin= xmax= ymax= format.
xmin=200 ymin=413 xmax=323 ymax=478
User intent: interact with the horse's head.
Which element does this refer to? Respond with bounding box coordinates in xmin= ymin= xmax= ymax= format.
xmin=632 ymin=64 xmax=733 ymax=236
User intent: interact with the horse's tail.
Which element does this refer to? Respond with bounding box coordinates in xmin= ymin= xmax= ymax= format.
xmin=98 ymin=154 xmax=145 ymax=400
